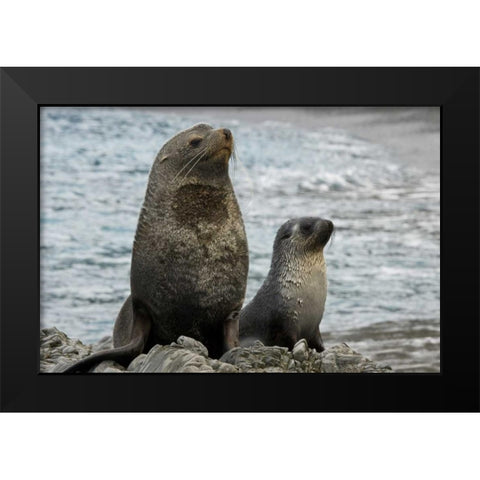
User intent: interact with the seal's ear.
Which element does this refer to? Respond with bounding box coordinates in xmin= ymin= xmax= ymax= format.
xmin=159 ymin=155 xmax=169 ymax=163
xmin=279 ymin=223 xmax=293 ymax=241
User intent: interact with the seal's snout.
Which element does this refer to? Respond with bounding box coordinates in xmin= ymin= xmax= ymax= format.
xmin=313 ymin=218 xmax=334 ymax=248
xmin=324 ymin=219 xmax=334 ymax=233
xmin=315 ymin=218 xmax=333 ymax=231
xmin=222 ymin=128 xmax=232 ymax=140
xmin=213 ymin=127 xmax=233 ymax=159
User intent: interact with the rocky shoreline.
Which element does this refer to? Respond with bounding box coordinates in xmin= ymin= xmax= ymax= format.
xmin=40 ymin=327 xmax=393 ymax=373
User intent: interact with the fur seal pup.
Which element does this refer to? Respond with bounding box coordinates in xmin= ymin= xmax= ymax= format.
xmin=63 ymin=123 xmax=249 ymax=372
xmin=239 ymin=217 xmax=333 ymax=352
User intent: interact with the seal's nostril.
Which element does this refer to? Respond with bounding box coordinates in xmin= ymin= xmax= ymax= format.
xmin=223 ymin=128 xmax=232 ymax=140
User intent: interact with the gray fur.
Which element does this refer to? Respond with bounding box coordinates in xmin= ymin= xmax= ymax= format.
xmin=63 ymin=124 xmax=248 ymax=372
xmin=239 ymin=217 xmax=333 ymax=352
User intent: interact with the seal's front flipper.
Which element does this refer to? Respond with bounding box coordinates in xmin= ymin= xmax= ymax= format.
xmin=310 ymin=328 xmax=325 ymax=353
xmin=61 ymin=310 xmax=151 ymax=373
xmin=223 ymin=310 xmax=240 ymax=353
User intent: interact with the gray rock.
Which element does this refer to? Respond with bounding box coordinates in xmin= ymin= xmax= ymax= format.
xmin=263 ymin=367 xmax=288 ymax=373
xmin=51 ymin=359 xmax=77 ymax=373
xmin=319 ymin=350 xmax=340 ymax=373
xmin=316 ymin=344 xmax=393 ymax=373
xmin=62 ymin=345 xmax=78 ymax=355
xmin=92 ymin=360 xmax=125 ymax=373
xmin=209 ymin=359 xmax=239 ymax=373
xmin=40 ymin=327 xmax=91 ymax=373
xmin=127 ymin=354 xmax=147 ymax=372
xmin=220 ymin=343 xmax=291 ymax=372
xmin=292 ymin=339 xmax=309 ymax=362
xmin=40 ymin=328 xmax=393 ymax=374
xmin=311 ymin=355 xmax=323 ymax=370
xmin=136 ymin=345 xmax=214 ymax=373
xmin=287 ymin=359 xmax=296 ymax=371
xmin=103 ymin=367 xmax=124 ymax=373
xmin=91 ymin=335 xmax=114 ymax=353
xmin=174 ymin=335 xmax=209 ymax=357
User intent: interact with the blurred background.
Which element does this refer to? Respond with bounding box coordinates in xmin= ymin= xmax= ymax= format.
xmin=40 ymin=106 xmax=440 ymax=372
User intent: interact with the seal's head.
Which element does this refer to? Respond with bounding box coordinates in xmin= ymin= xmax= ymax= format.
xmin=273 ymin=217 xmax=334 ymax=259
xmin=155 ymin=123 xmax=234 ymax=183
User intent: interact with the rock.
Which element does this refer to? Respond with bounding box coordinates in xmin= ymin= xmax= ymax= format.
xmin=92 ymin=360 xmax=125 ymax=373
xmin=209 ymin=360 xmax=239 ymax=373
xmin=62 ymin=346 xmax=77 ymax=355
xmin=39 ymin=327 xmax=393 ymax=374
xmin=127 ymin=354 xmax=147 ymax=372
xmin=91 ymin=335 xmax=113 ymax=353
xmin=316 ymin=344 xmax=393 ymax=373
xmin=220 ymin=344 xmax=291 ymax=372
xmin=174 ymin=335 xmax=209 ymax=357
xmin=103 ymin=367 xmax=124 ymax=373
xmin=311 ymin=355 xmax=323 ymax=370
xmin=292 ymin=339 xmax=309 ymax=362
xmin=136 ymin=345 xmax=214 ymax=373
xmin=287 ymin=359 xmax=296 ymax=371
xmin=40 ymin=327 xmax=92 ymax=373
xmin=51 ymin=359 xmax=77 ymax=373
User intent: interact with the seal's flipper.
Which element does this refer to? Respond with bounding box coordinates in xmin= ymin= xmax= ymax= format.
xmin=269 ymin=320 xmax=299 ymax=350
xmin=310 ymin=328 xmax=325 ymax=353
xmin=61 ymin=310 xmax=151 ymax=373
xmin=223 ymin=310 xmax=240 ymax=353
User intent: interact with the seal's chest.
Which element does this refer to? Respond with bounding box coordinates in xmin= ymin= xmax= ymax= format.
xmin=172 ymin=184 xmax=230 ymax=227
xmin=285 ymin=269 xmax=327 ymax=312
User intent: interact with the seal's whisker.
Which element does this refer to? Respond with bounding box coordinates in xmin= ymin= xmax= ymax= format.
xmin=327 ymin=228 xmax=336 ymax=250
xmin=172 ymin=146 xmax=208 ymax=182
xmin=172 ymin=146 xmax=208 ymax=183
xmin=180 ymin=152 xmax=206 ymax=183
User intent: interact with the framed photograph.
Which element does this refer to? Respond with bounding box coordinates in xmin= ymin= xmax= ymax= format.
xmin=1 ymin=68 xmax=478 ymax=411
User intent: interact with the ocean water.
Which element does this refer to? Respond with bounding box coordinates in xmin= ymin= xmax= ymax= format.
xmin=40 ymin=107 xmax=440 ymax=372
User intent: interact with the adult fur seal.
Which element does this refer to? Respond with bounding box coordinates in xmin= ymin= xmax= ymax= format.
xmin=239 ymin=217 xmax=333 ymax=352
xmin=63 ymin=123 xmax=249 ymax=372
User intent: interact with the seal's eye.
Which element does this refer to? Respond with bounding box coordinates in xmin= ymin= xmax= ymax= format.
xmin=300 ymin=223 xmax=313 ymax=235
xmin=280 ymin=231 xmax=291 ymax=241
xmin=189 ymin=136 xmax=202 ymax=147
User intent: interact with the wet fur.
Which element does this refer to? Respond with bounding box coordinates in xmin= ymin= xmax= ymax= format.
xmin=63 ymin=124 xmax=248 ymax=372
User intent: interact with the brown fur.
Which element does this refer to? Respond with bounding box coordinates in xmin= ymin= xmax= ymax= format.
xmin=63 ymin=124 xmax=248 ymax=372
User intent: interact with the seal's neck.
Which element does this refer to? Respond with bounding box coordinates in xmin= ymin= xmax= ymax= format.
xmin=268 ymin=250 xmax=326 ymax=291
xmin=144 ymin=161 xmax=232 ymax=208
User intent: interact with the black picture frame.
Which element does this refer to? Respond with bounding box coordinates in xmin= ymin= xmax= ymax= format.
xmin=1 ymin=67 xmax=478 ymax=412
